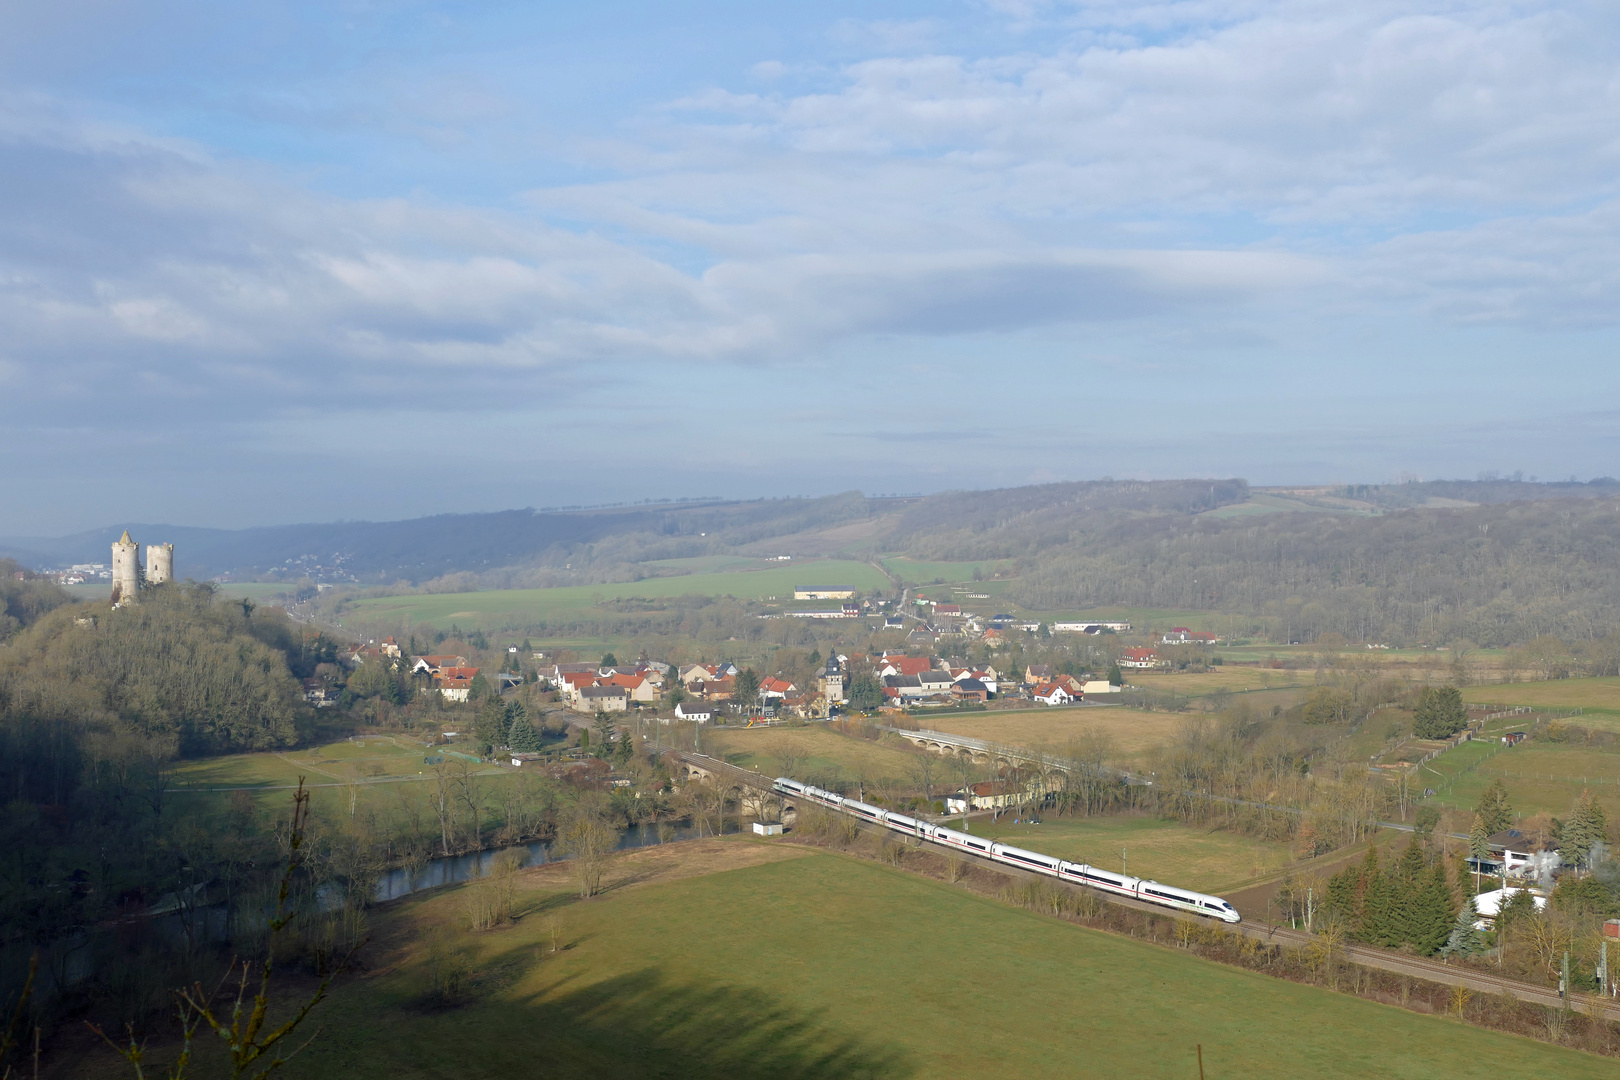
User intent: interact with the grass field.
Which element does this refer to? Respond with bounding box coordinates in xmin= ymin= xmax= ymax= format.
xmin=202 ymin=841 xmax=1620 ymax=1080
xmin=926 ymin=706 xmax=1192 ymax=759
xmin=969 ymin=815 xmax=1296 ymax=894
xmin=1130 ymin=667 xmax=1313 ymax=696
xmin=879 ymin=556 xmax=1016 ymax=583
xmin=1417 ymin=736 xmax=1620 ymax=821
xmin=171 ymin=736 xmax=517 ymax=835
xmin=342 ymin=561 xmax=891 ymax=630
xmin=703 ymin=726 xmax=926 ymax=786
xmin=1463 ymin=678 xmax=1620 ymax=717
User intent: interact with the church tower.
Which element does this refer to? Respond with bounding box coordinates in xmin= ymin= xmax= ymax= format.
xmin=821 ymin=652 xmax=845 ymax=706
xmin=111 ymin=531 xmax=141 ymax=606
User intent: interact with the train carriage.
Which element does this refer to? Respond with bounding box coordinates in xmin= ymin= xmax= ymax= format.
xmin=769 ymin=777 xmax=1240 ymax=924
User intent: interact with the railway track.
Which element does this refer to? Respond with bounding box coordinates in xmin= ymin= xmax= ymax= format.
xmin=668 ymin=752 xmax=1620 ymax=1020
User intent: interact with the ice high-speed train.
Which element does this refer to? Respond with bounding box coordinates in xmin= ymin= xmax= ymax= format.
xmin=773 ymin=777 xmax=1242 ymax=924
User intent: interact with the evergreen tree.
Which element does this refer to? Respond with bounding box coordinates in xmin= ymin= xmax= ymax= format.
xmin=1438 ymin=900 xmax=1485 ymax=958
xmin=508 ymin=715 xmax=541 ymax=753
xmin=1325 ymin=863 xmax=1361 ymax=926
xmin=1362 ymin=869 xmax=1395 ymax=946
xmin=1391 ymin=839 xmax=1427 ymax=945
xmin=1412 ymin=685 xmax=1467 ymax=739
xmin=1348 ymin=846 xmax=1381 ymax=941
xmin=1107 ymin=661 xmax=1124 ymax=686
xmin=847 ymin=673 xmax=884 ymax=713
xmin=1413 ymin=859 xmax=1457 ymax=954
xmin=1559 ymin=789 xmax=1608 ymax=868
xmin=474 ymin=695 xmax=512 ymax=752
xmin=592 ymin=712 xmax=617 ymax=758
xmin=733 ymin=668 xmax=762 ymax=712
xmin=613 ymin=726 xmax=634 ymax=767
xmin=1469 ymin=812 xmax=1491 ymax=863
xmin=807 ymin=649 xmax=821 ymax=669
xmin=1476 ymin=778 xmax=1514 ymax=834
xmin=601 ymin=652 xmax=618 ymax=667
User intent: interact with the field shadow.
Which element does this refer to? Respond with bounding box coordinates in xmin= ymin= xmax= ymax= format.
xmin=500 ymin=962 xmax=914 ymax=1079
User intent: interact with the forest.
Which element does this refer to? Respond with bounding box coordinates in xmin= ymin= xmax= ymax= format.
xmin=1005 ymin=496 xmax=1620 ymax=645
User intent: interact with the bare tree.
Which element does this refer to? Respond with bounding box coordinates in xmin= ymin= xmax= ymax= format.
xmin=910 ymin=753 xmax=938 ymax=805
xmin=556 ymin=811 xmax=618 ymax=898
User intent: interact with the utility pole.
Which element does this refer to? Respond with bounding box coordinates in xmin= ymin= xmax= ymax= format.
xmin=1121 ymin=845 xmax=1128 ymax=877
xmin=1561 ymin=950 xmax=1571 ymax=1012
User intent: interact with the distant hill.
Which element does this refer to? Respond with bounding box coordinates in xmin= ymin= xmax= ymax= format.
xmin=0 ymin=495 xmax=891 ymax=584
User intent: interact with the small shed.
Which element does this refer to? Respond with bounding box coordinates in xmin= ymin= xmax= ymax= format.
xmin=752 ymin=822 xmax=784 ymax=836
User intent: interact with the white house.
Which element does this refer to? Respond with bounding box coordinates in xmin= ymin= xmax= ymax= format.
xmin=1031 ymin=683 xmax=1074 ymax=706
xmin=1469 ymin=887 xmax=1548 ymax=930
xmin=675 ymin=701 xmax=713 ymax=723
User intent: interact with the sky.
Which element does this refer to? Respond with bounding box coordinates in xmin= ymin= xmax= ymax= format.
xmin=4 ymin=0 xmax=1620 ymax=533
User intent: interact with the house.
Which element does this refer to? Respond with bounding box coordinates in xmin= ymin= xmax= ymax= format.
xmin=952 ymin=678 xmax=989 ymax=703
xmin=1475 ymin=829 xmax=1562 ymax=884
xmin=301 ymin=678 xmax=334 ymax=707
xmin=794 ymin=586 xmax=856 ymax=600
xmin=883 ymin=674 xmax=926 ymax=698
xmin=759 ymin=676 xmax=799 ymax=700
xmin=598 ymin=671 xmax=659 ymax=703
xmin=379 ymin=636 xmax=402 ymax=659
xmin=878 ymin=656 xmax=938 ymax=679
xmin=690 ymin=677 xmax=735 ymax=701
xmin=1468 ymin=887 xmax=1548 ymax=930
xmin=946 ymin=779 xmax=1028 ymax=813
xmin=674 ymin=701 xmax=712 ymax=723
xmin=916 ymin=668 xmax=954 ymax=693
xmin=411 ymin=654 xmax=469 ymax=676
xmin=1119 ymin=648 xmax=1163 ymax=669
xmin=884 ymin=615 xmax=905 ymax=629
xmin=951 ymin=667 xmax=999 ymax=694
xmin=557 ymin=670 xmax=600 ymax=703
xmin=1025 ymin=663 xmax=1053 ymax=684
xmin=935 ymin=603 xmax=961 ymax=617
xmin=433 ymin=666 xmax=480 ymax=702
xmin=1031 ymin=682 xmax=1074 ymax=705
xmin=1161 ymin=627 xmax=1219 ymax=646
xmin=680 ymin=662 xmax=739 ymax=688
xmin=574 ymin=685 xmax=629 ymax=714
xmin=1051 ymin=621 xmax=1132 ymax=634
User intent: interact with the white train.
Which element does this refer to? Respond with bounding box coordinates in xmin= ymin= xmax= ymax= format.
xmin=773 ymin=777 xmax=1242 ymax=924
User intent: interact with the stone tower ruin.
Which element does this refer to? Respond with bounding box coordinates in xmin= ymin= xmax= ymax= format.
xmin=110 ymin=532 xmax=176 ymax=605
xmin=111 ymin=531 xmax=141 ymax=606
xmin=146 ymin=542 xmax=174 ymax=586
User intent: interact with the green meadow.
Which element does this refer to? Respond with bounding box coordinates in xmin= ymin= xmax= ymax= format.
xmin=968 ymin=815 xmax=1298 ymax=895
xmin=341 ymin=561 xmax=891 ymax=630
xmin=230 ymin=844 xmax=1618 ymax=1079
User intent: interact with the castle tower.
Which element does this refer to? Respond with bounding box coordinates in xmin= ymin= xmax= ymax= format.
xmin=146 ymin=542 xmax=174 ymax=586
xmin=111 ymin=531 xmax=141 ymax=605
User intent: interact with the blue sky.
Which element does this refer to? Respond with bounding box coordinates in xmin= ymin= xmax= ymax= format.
xmin=4 ymin=0 xmax=1620 ymax=532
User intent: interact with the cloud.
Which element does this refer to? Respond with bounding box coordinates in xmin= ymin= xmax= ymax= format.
xmin=5 ymin=0 xmax=1620 ymax=529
